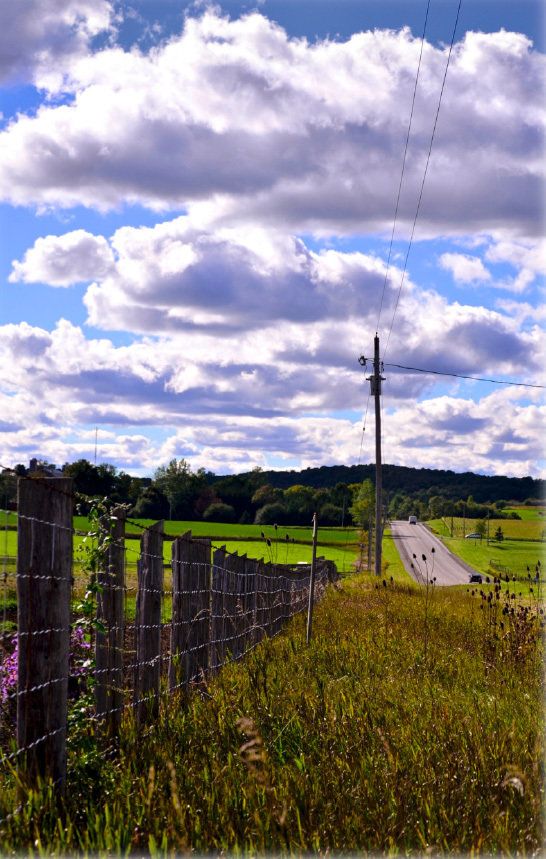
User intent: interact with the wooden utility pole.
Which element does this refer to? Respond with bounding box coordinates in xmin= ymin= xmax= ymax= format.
xmin=372 ymin=335 xmax=384 ymax=576
xmin=360 ymin=335 xmax=385 ymax=577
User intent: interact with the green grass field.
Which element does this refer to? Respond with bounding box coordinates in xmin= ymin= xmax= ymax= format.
xmin=431 ymin=514 xmax=545 ymax=541
xmin=504 ymin=506 xmax=546 ymax=521
xmin=427 ymin=518 xmax=545 ymax=579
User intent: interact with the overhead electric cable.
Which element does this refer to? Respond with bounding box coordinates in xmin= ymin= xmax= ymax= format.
xmin=382 ymin=0 xmax=463 ymax=361
xmin=384 ymin=362 xmax=545 ymax=389
xmin=376 ymin=0 xmax=431 ymax=333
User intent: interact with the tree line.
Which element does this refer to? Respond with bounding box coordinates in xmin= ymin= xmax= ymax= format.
xmin=2 ymin=458 xmax=540 ymax=527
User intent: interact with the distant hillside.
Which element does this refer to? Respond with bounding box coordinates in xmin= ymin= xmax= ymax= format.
xmin=236 ymin=464 xmax=544 ymax=505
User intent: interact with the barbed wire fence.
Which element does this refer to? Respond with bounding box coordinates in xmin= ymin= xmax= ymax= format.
xmin=0 ymin=475 xmax=338 ymax=799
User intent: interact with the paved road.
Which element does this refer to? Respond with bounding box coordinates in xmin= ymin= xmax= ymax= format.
xmin=389 ymin=520 xmax=479 ymax=586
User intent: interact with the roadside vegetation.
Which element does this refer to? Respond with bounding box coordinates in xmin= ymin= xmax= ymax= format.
xmin=0 ymin=573 xmax=542 ymax=854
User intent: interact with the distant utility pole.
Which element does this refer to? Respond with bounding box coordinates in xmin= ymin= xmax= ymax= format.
xmin=359 ymin=334 xmax=385 ymax=577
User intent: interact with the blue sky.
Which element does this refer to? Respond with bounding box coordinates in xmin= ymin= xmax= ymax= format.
xmin=0 ymin=0 xmax=544 ymax=478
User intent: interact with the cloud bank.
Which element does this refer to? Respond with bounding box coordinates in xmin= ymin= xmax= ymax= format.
xmin=1 ymin=7 xmax=544 ymax=477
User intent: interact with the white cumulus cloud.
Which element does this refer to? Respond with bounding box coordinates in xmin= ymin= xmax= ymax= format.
xmin=9 ymin=229 xmax=115 ymax=286
xmin=439 ymin=252 xmax=492 ymax=284
xmin=0 ymin=0 xmax=115 ymax=85
xmin=0 ymin=13 xmax=542 ymax=239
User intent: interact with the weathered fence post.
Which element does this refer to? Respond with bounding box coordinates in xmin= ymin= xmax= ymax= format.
xmin=95 ymin=506 xmax=126 ymax=739
xmin=134 ymin=520 xmax=163 ymax=724
xmin=186 ymin=536 xmax=211 ymax=682
xmin=235 ymin=554 xmax=247 ymax=660
xmin=306 ymin=514 xmax=319 ymax=643
xmin=224 ymin=551 xmax=240 ymax=661
xmin=210 ymin=546 xmax=226 ymax=674
xmin=169 ymin=531 xmax=190 ymax=693
xmin=245 ymin=557 xmax=258 ymax=649
xmin=17 ymin=476 xmax=73 ymax=791
xmin=168 ymin=532 xmax=211 ymax=691
xmin=254 ymin=558 xmax=266 ymax=647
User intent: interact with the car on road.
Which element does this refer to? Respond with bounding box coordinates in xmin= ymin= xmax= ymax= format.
xmin=465 ymin=533 xmax=481 ymax=539
xmin=469 ymin=573 xmax=483 ymax=584
xmin=408 ymin=515 xmax=417 ymax=524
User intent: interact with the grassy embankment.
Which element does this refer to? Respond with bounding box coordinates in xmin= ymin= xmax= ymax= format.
xmin=0 ymin=572 xmax=542 ymax=854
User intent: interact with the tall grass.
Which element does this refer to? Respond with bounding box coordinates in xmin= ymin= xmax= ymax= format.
xmin=0 ymin=575 xmax=542 ymax=854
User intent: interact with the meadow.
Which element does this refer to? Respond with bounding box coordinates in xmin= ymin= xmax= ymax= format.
xmin=0 ymin=573 xmax=542 ymax=854
xmin=430 ymin=512 xmax=545 ymax=541
xmin=427 ymin=518 xmax=545 ymax=582
xmin=2 ymin=519 xmax=361 ymax=576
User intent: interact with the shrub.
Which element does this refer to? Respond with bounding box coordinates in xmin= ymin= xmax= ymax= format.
xmin=254 ymin=502 xmax=287 ymax=525
xmin=203 ymin=502 xmax=236 ymax=523
xmin=319 ymin=503 xmax=343 ymax=525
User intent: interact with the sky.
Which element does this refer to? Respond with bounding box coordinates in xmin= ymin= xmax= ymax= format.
xmin=0 ymin=0 xmax=544 ymax=480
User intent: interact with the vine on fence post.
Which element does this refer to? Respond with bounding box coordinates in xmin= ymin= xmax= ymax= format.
xmin=71 ymin=497 xmax=127 ymax=757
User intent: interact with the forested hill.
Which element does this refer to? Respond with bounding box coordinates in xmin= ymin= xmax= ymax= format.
xmin=241 ymin=464 xmax=544 ymax=505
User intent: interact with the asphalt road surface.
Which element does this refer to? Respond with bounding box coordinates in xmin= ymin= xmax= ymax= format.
xmin=389 ymin=520 xmax=480 ymax=586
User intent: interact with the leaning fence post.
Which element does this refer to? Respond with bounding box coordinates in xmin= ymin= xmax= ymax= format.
xmin=95 ymin=506 xmax=126 ymax=739
xmin=134 ymin=520 xmax=163 ymax=724
xmin=16 ymin=476 xmax=73 ymax=792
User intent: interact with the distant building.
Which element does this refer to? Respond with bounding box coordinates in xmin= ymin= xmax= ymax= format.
xmin=29 ymin=458 xmax=63 ymax=477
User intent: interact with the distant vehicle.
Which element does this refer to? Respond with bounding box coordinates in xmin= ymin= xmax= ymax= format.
xmin=465 ymin=533 xmax=481 ymax=539
xmin=469 ymin=573 xmax=483 ymax=584
xmin=408 ymin=515 xmax=417 ymax=524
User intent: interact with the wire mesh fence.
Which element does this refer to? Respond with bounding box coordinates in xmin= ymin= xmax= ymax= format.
xmin=0 ymin=476 xmax=338 ymax=795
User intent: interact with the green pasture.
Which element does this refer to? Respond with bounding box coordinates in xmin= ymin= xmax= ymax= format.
xmin=9 ymin=519 xmax=359 ymax=570
xmin=2 ymin=520 xmax=360 ymax=622
xmin=120 ymin=518 xmax=358 ymax=546
xmin=0 ymin=510 xmax=16 ymax=528
xmin=504 ymin=506 xmax=546 ymax=521
xmin=427 ymin=519 xmax=544 ymax=590
xmin=431 ymin=514 xmax=545 ymax=541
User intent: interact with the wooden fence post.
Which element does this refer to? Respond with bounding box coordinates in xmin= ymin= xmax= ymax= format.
xmin=245 ymin=557 xmax=257 ymax=649
xmin=254 ymin=558 xmax=266 ymax=647
xmin=16 ymin=476 xmax=73 ymax=791
xmin=223 ymin=551 xmax=243 ymax=661
xmin=95 ymin=506 xmax=126 ymax=739
xmin=168 ymin=532 xmax=211 ymax=691
xmin=210 ymin=546 xmax=226 ymax=674
xmin=169 ymin=531 xmax=190 ymax=693
xmin=134 ymin=521 xmax=163 ymax=724
xmin=235 ymin=554 xmax=247 ymax=661
xmin=186 ymin=536 xmax=211 ymax=683
xmin=272 ymin=563 xmax=283 ymax=636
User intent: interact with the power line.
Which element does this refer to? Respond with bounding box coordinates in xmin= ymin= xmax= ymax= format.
xmin=382 ymin=0 xmax=463 ymax=361
xmin=384 ymin=362 xmax=545 ymax=389
xmin=376 ymin=0 xmax=432 ymax=333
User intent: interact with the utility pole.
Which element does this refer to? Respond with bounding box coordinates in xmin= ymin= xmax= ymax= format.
xmin=359 ymin=334 xmax=385 ymax=577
